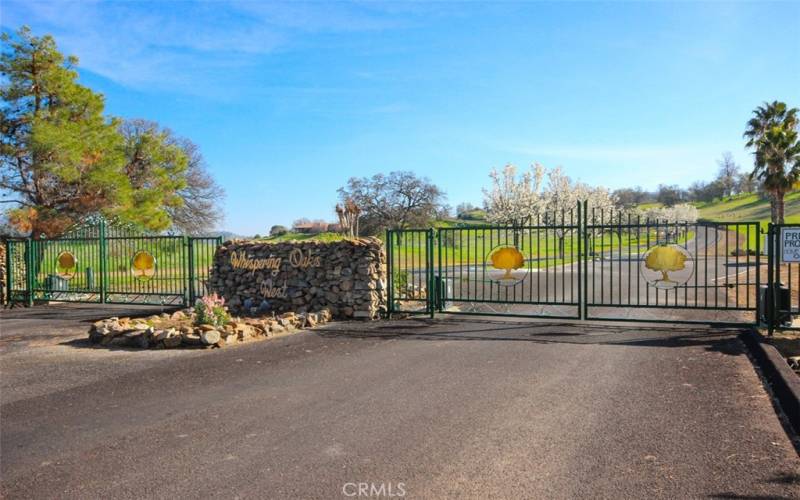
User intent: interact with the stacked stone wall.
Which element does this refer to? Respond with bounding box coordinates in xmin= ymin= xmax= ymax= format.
xmin=209 ymin=238 xmax=386 ymax=319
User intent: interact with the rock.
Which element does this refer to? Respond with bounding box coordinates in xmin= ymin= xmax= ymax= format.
xmin=171 ymin=310 xmax=187 ymax=321
xmin=225 ymin=334 xmax=238 ymax=345
xmin=132 ymin=322 xmax=150 ymax=331
xmin=164 ymin=332 xmax=183 ymax=348
xmin=305 ymin=313 xmax=318 ymax=328
xmin=200 ymin=330 xmax=221 ymax=346
xmin=134 ymin=332 xmax=150 ymax=349
xmin=234 ymin=323 xmax=254 ymax=337
xmin=181 ymin=331 xmax=203 ymax=346
xmin=198 ymin=324 xmax=217 ymax=332
xmin=107 ymin=332 xmax=138 ymax=347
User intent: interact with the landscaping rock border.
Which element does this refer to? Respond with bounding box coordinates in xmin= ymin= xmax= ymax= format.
xmin=88 ymin=308 xmax=332 ymax=349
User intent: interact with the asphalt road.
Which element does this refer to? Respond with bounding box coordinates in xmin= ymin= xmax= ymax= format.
xmin=1 ymin=308 xmax=799 ymax=499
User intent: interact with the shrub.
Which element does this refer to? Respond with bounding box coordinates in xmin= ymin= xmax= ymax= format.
xmin=393 ymin=270 xmax=409 ymax=296
xmin=270 ymin=225 xmax=289 ymax=236
xmin=194 ymin=293 xmax=230 ymax=328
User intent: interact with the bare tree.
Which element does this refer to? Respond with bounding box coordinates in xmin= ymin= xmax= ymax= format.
xmin=337 ymin=171 xmax=446 ymax=235
xmin=716 ymin=152 xmax=740 ymax=197
xmin=168 ymin=137 xmax=225 ymax=234
xmin=119 ymin=119 xmax=224 ymax=235
xmin=335 ymin=199 xmax=361 ymax=237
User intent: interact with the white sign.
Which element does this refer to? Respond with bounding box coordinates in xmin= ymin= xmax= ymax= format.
xmin=781 ymin=228 xmax=800 ymax=262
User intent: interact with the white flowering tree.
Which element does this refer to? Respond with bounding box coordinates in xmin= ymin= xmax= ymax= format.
xmin=483 ymin=163 xmax=620 ymax=258
xmin=637 ymin=203 xmax=698 ymax=224
xmin=633 ymin=203 xmax=698 ymax=244
xmin=542 ymin=168 xmax=619 ymax=257
xmin=542 ymin=168 xmax=584 ymax=257
xmin=482 ymin=164 xmax=545 ymax=226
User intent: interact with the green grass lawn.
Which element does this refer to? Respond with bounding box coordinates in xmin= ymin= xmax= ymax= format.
xmin=260 ymin=232 xmax=347 ymax=243
xmin=694 ymin=191 xmax=800 ymax=251
xmin=694 ymin=191 xmax=800 ymax=223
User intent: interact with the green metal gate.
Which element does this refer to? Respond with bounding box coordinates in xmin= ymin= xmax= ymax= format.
xmin=387 ymin=206 xmax=583 ymax=320
xmin=387 ymin=204 xmax=764 ymax=325
xmin=386 ymin=229 xmax=435 ymax=317
xmin=4 ymin=221 xmax=221 ymax=307
xmin=583 ymin=203 xmax=761 ymax=324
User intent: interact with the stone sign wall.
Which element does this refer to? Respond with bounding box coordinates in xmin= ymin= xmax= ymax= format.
xmin=209 ymin=238 xmax=386 ymax=319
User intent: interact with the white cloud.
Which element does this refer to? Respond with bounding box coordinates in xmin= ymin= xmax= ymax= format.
xmin=1 ymin=0 xmax=402 ymax=95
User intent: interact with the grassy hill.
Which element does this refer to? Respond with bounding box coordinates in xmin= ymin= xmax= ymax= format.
xmin=694 ymin=191 xmax=800 ymax=224
xmin=642 ymin=192 xmax=800 ymax=250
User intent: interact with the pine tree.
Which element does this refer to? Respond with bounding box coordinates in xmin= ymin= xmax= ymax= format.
xmin=0 ymin=27 xmax=204 ymax=236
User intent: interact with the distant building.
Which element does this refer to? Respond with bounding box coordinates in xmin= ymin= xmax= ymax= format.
xmin=293 ymin=223 xmax=315 ymax=234
xmin=293 ymin=221 xmax=331 ymax=234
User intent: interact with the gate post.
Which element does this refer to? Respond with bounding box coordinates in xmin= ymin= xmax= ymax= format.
xmin=386 ymin=230 xmax=393 ymax=318
xmin=755 ymin=222 xmax=761 ymax=328
xmin=98 ymin=220 xmax=107 ymax=303
xmin=582 ymin=200 xmax=589 ymax=320
xmin=428 ymin=228 xmax=435 ymax=319
xmin=437 ymin=227 xmax=443 ymax=313
xmin=5 ymin=240 xmax=11 ymax=307
xmin=187 ymin=237 xmax=195 ymax=305
xmin=577 ymin=201 xmax=583 ymax=320
xmin=767 ymin=223 xmax=774 ymax=336
xmin=25 ymin=238 xmax=33 ymax=307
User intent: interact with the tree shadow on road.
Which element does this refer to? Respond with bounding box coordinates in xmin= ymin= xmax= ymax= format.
xmin=317 ymin=318 xmax=747 ymax=356
xmin=0 ymin=303 xmax=178 ymax=323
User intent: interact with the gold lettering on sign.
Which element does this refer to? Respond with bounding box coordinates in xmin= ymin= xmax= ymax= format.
xmin=260 ymin=279 xmax=288 ymax=298
xmin=230 ymin=251 xmax=281 ymax=276
xmin=289 ymin=248 xmax=321 ymax=269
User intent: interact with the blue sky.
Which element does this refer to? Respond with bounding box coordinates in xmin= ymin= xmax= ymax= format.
xmin=3 ymin=1 xmax=799 ymax=235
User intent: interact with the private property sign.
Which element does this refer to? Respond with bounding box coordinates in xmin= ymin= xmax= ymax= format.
xmin=781 ymin=227 xmax=800 ymax=262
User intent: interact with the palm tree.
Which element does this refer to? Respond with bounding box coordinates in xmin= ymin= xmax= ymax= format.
xmin=744 ymin=101 xmax=800 ymax=223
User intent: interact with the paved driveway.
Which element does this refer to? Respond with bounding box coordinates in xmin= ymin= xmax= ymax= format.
xmin=1 ymin=307 xmax=798 ymax=499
